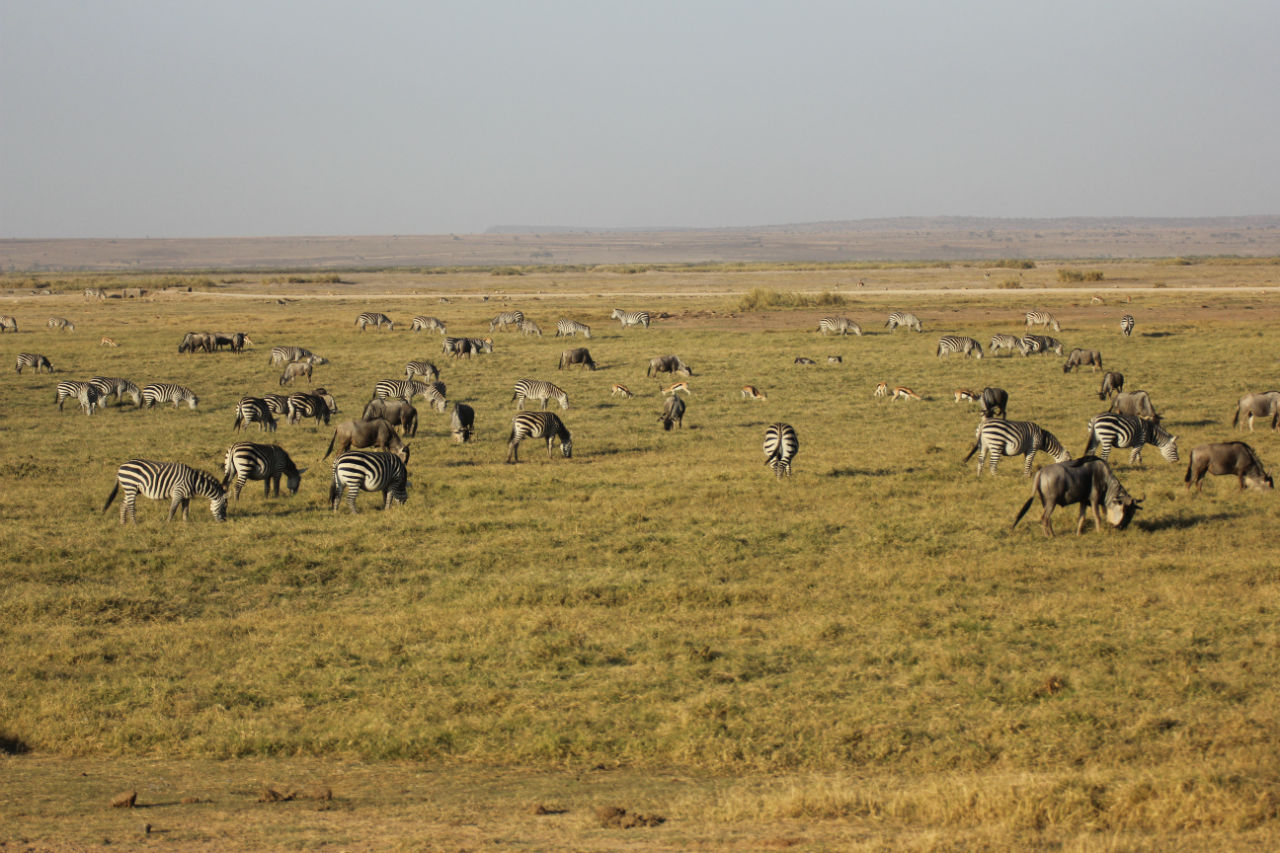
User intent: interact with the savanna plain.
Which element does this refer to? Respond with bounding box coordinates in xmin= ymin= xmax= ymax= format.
xmin=2 ymin=259 xmax=1280 ymax=851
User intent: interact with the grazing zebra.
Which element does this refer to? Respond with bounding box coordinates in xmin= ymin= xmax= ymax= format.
xmin=262 ymin=393 xmax=291 ymax=416
xmin=404 ymin=360 xmax=439 ymax=381
xmin=518 ymin=319 xmax=543 ymax=336
xmin=100 ymin=336 xmax=118 ymax=347
xmin=47 ymin=317 xmax=75 ymax=332
xmin=742 ymin=385 xmax=768 ymax=401
xmin=611 ymin=383 xmax=634 ymax=398
xmin=15 ymin=353 xmax=53 ymax=373
xmin=233 ymin=397 xmax=278 ymax=432
xmin=512 ymin=379 xmax=569 ymax=410
xmin=989 ymin=333 xmax=1021 ymax=356
xmin=85 ymin=287 xmax=105 ymax=300
xmin=1019 ymin=334 xmax=1063 ymax=356
xmin=287 ymin=391 xmax=338 ymax=426
xmin=54 ymin=380 xmax=100 ymax=414
xmin=555 ymin=318 xmax=592 ymax=338
xmin=936 ymin=335 xmax=983 ymax=359
xmin=874 ymin=382 xmax=889 ymax=397
xmin=1120 ymin=314 xmax=1135 ymax=336
xmin=0 ymin=316 xmax=17 ymax=332
xmin=103 ymin=460 xmax=227 ymax=523
xmin=1084 ymin=413 xmax=1179 ymax=465
xmin=885 ymin=311 xmax=922 ymax=332
xmin=965 ymin=419 xmax=1071 ymax=476
xmin=892 ymin=386 xmax=922 ymax=402
xmin=489 ymin=310 xmax=525 ymax=332
xmin=451 ymin=403 xmax=475 ymax=443
xmin=141 ymin=383 xmax=198 ymax=409
xmin=611 ymin=308 xmax=651 ymax=329
xmin=506 ymin=411 xmax=573 ymax=463
xmin=660 ymin=395 xmax=685 ymax=430
xmin=269 ymin=345 xmax=326 ymax=365
xmin=763 ymin=423 xmax=799 ymax=479
xmin=373 ymin=378 xmax=446 ymax=411
xmin=1024 ymin=310 xmax=1061 ymax=332
xmin=355 ymin=311 xmax=394 ymax=331
xmin=1097 ymin=371 xmax=1125 ymax=401
xmin=329 ymin=450 xmax=409 ymax=512
xmin=410 ymin=316 xmax=447 ymax=334
xmin=794 ymin=357 xmax=816 ymax=365
xmin=818 ymin=316 xmax=862 ymax=336
xmin=222 ymin=442 xmax=304 ymax=500
xmin=89 ymin=377 xmax=142 ymax=407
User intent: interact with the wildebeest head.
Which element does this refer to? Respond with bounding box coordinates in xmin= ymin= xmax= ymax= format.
xmin=1107 ymin=495 xmax=1141 ymax=529
xmin=1246 ymin=471 xmax=1275 ymax=491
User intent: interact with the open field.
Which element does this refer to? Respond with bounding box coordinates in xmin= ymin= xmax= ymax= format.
xmin=2 ymin=260 xmax=1280 ymax=850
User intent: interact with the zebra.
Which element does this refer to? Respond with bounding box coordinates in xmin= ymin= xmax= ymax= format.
xmin=1120 ymin=314 xmax=1135 ymax=336
xmin=0 ymin=316 xmax=17 ymax=332
xmin=818 ymin=317 xmax=861 ymax=336
xmin=489 ymin=310 xmax=525 ymax=332
xmin=269 ymin=346 xmax=326 ymax=365
xmin=885 ymin=311 xmax=922 ymax=332
xmin=262 ymin=393 xmax=291 ymax=416
xmin=1025 ymin=310 xmax=1061 ymax=332
xmin=355 ymin=311 xmax=394 ymax=331
xmin=54 ymin=380 xmax=100 ymax=414
xmin=555 ymin=318 xmax=592 ymax=338
xmin=233 ymin=396 xmax=278 ymax=432
xmin=329 ymin=450 xmax=409 ymax=512
xmin=102 ymin=459 xmax=227 ymax=523
xmin=84 ymin=287 xmax=105 ymax=300
xmin=141 ymin=383 xmax=198 ymax=409
xmin=287 ymin=391 xmax=338 ymax=426
xmin=410 ymin=316 xmax=447 ymax=334
xmin=222 ymin=442 xmax=305 ymax=500
xmin=936 ymin=335 xmax=983 ymax=359
xmin=989 ymin=333 xmax=1021 ymax=356
xmin=373 ymin=378 xmax=446 ymax=411
xmin=89 ymin=377 xmax=142 ymax=406
xmin=611 ymin=308 xmax=651 ymax=329
xmin=1018 ymin=334 xmax=1063 ymax=356
xmin=15 ymin=353 xmax=53 ymax=373
xmin=404 ymin=360 xmax=439 ymax=381
xmin=518 ymin=319 xmax=543 ymax=336
xmin=763 ymin=423 xmax=799 ymax=479
xmin=47 ymin=317 xmax=75 ymax=332
xmin=1084 ymin=413 xmax=1179 ymax=465
xmin=506 ymin=411 xmax=573 ymax=463
xmin=965 ymin=419 xmax=1072 ymax=476
xmin=512 ymin=379 xmax=569 ymax=410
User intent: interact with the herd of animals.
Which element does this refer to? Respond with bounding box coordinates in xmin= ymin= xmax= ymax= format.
xmin=3 ymin=303 xmax=1276 ymax=535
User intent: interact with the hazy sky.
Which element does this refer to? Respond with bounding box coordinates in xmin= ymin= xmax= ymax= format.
xmin=2 ymin=1 xmax=1277 ymax=238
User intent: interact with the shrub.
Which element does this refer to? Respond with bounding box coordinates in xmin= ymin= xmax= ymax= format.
xmin=1057 ymin=269 xmax=1085 ymax=283
xmin=999 ymin=279 xmax=1023 ymax=289
xmin=990 ymin=259 xmax=1036 ymax=269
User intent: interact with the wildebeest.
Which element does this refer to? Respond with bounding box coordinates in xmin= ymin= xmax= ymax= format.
xmin=279 ymin=360 xmax=313 ymax=386
xmin=558 ymin=347 xmax=597 ymax=370
xmin=1097 ymin=371 xmax=1125 ymax=401
xmin=1110 ymin=390 xmax=1160 ymax=422
xmin=1185 ymin=442 xmax=1274 ymax=491
xmin=648 ymin=355 xmax=691 ymax=377
xmin=361 ymin=397 xmax=418 ymax=437
xmin=659 ymin=395 xmax=685 ymax=431
xmin=451 ymin=403 xmax=475 ymax=443
xmin=0 ymin=316 xmax=17 ymax=332
xmin=323 ymin=419 xmax=410 ymax=462
xmin=1012 ymin=456 xmax=1141 ymax=538
xmin=1063 ymin=348 xmax=1103 ymax=373
xmin=178 ymin=331 xmax=214 ymax=353
xmin=1232 ymin=391 xmax=1280 ymax=432
xmin=981 ymin=387 xmax=1008 ymax=418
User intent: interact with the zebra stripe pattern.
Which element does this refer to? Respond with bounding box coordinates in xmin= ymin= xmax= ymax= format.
xmin=989 ymin=333 xmax=1021 ymax=356
xmin=1018 ymin=334 xmax=1063 ymax=356
xmin=286 ymin=392 xmax=337 ymax=426
xmin=373 ymin=379 xmax=446 ymax=411
xmin=1120 ymin=314 xmax=1135 ymax=336
xmin=15 ymin=353 xmax=53 ymax=373
xmin=936 ymin=335 xmax=983 ymax=359
xmin=885 ymin=311 xmax=922 ymax=332
xmin=1 ymin=316 xmax=18 ymax=332
xmin=512 ymin=379 xmax=569 ymax=410
xmin=102 ymin=459 xmax=227 ymax=523
xmin=269 ymin=345 xmax=324 ymax=365
xmin=763 ymin=423 xmax=799 ymax=478
xmin=142 ymin=383 xmax=199 ymax=409
xmin=489 ymin=310 xmax=525 ymax=332
xmin=818 ymin=317 xmax=861 ymax=336
xmin=47 ymin=317 xmax=75 ymax=331
xmin=222 ymin=442 xmax=304 ymax=500
xmin=506 ymin=412 xmax=573 ymax=463
xmin=262 ymin=393 xmax=291 ymax=415
xmin=1085 ymin=413 xmax=1179 ymax=465
xmin=1024 ymin=311 xmax=1061 ymax=332
xmin=89 ymin=377 xmax=142 ymax=406
xmin=233 ymin=396 xmax=278 ymax=432
xmin=555 ymin=318 xmax=592 ymax=338
xmin=967 ymin=419 xmax=1071 ymax=476
xmin=329 ymin=450 xmax=409 ymax=512
xmin=55 ymin=380 xmax=100 ymax=414
xmin=404 ymin=360 xmax=439 ymax=381
xmin=410 ymin=316 xmax=447 ymax=334
xmin=518 ymin=319 xmax=543 ymax=336
xmin=611 ymin=308 xmax=651 ymax=329
xmin=356 ymin=312 xmax=394 ymax=331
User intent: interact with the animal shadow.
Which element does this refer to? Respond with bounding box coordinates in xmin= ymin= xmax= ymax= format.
xmin=1136 ymin=510 xmax=1238 ymax=532
xmin=1141 ymin=331 xmax=1174 ymax=338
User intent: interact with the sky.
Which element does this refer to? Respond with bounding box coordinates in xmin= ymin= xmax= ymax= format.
xmin=2 ymin=0 xmax=1277 ymax=238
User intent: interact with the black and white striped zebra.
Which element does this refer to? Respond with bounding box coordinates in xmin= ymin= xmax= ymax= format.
xmin=555 ymin=318 xmax=592 ymax=338
xmin=102 ymin=459 xmax=227 ymax=523
xmin=142 ymin=383 xmax=199 ymax=409
xmin=89 ymin=377 xmax=142 ymax=406
xmin=404 ymin=360 xmax=439 ymax=381
xmin=1120 ymin=314 xmax=1135 ymax=336
xmin=355 ymin=311 xmax=395 ymax=331
xmin=989 ymin=333 xmax=1021 ymax=356
xmin=489 ymin=310 xmax=525 ymax=332
xmin=269 ymin=345 xmax=326 ymax=365
xmin=233 ymin=396 xmax=278 ymax=432
xmin=373 ymin=378 xmax=446 ymax=411
xmin=286 ymin=391 xmax=338 ymax=426
xmin=611 ymin=308 xmax=651 ymax=329
xmin=1025 ymin=310 xmax=1061 ymax=332
xmin=47 ymin=317 xmax=75 ymax=332
xmin=262 ymin=393 xmax=291 ymax=416
xmin=222 ymin=442 xmax=305 ymax=500
xmin=936 ymin=335 xmax=983 ymax=359
xmin=885 ymin=311 xmax=922 ymax=332
xmin=518 ymin=319 xmax=543 ymax=336
xmin=329 ymin=450 xmax=409 ymax=512
xmin=763 ymin=423 xmax=799 ymax=478
xmin=54 ymin=380 xmax=100 ymax=414
xmin=506 ymin=411 xmax=572 ymax=463
xmin=818 ymin=317 xmax=861 ymax=336
xmin=410 ymin=316 xmax=447 ymax=334
xmin=1018 ymin=334 xmax=1063 ymax=356
xmin=1084 ymin=413 xmax=1179 ymax=465
xmin=511 ymin=379 xmax=569 ymax=410
xmin=965 ymin=419 xmax=1071 ymax=476
xmin=15 ymin=353 xmax=53 ymax=373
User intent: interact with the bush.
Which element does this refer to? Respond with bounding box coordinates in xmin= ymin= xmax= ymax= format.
xmin=991 ymin=259 xmax=1036 ymax=269
xmin=1057 ymin=269 xmax=1085 ymax=283
xmin=999 ymin=279 xmax=1023 ymax=289
xmin=737 ymin=288 xmax=846 ymax=312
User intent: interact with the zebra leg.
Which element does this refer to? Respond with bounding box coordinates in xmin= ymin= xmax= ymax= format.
xmin=506 ymin=440 xmax=520 ymax=463
xmin=1022 ymin=452 xmax=1036 ymax=477
xmin=346 ymin=484 xmax=360 ymax=513
xmin=167 ymin=496 xmax=184 ymax=521
xmin=121 ymin=488 xmax=135 ymax=524
xmin=1129 ymin=446 xmax=1142 ymax=465
xmin=987 ymin=450 xmax=1003 ymax=475
xmin=234 ymin=476 xmax=247 ymax=501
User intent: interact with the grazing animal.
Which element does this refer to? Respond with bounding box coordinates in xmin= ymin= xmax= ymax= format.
xmin=954 ymin=389 xmax=978 ymax=403
xmin=0 ymin=316 xmax=17 ymax=333
xmin=1063 ymin=348 xmax=1103 ymax=373
xmin=1012 ymin=456 xmax=1141 ymax=538
xmin=827 ymin=355 xmax=842 ymax=364
xmin=936 ymin=335 xmax=983 ymax=359
xmin=512 ymin=379 xmax=569 ymax=410
xmin=1120 ymin=314 xmax=1135 ymax=336
xmin=966 ymin=418 xmax=1071 ymax=476
xmin=141 ymin=383 xmax=198 ymax=409
xmin=885 ymin=311 xmax=922 ymax=332
xmin=269 ymin=346 xmax=325 ymax=365
xmin=874 ymin=382 xmax=889 ymax=398
xmin=1019 ymin=334 xmax=1063 ymax=356
xmin=103 ymin=460 xmax=227 ymax=523
xmin=555 ymin=318 xmax=592 ymax=338
xmin=647 ymin=355 xmax=692 ymax=377
xmin=15 ymin=353 xmax=53 ymax=373
xmin=611 ymin=308 xmax=652 ymax=329
xmin=85 ymin=287 xmax=105 ymax=300
xmin=506 ymin=411 xmax=572 ymax=463
xmin=54 ymin=380 xmax=99 ymax=414
xmin=1232 ymin=391 xmax=1280 ymax=431
xmin=233 ymin=397 xmax=277 ymax=432
xmin=404 ymin=360 xmax=439 ymax=381
xmin=794 ymin=357 xmax=816 ymax=365
xmin=286 ymin=391 xmax=338 ymax=426
xmin=278 ymin=360 xmax=313 ymax=386
xmin=1110 ymin=390 xmax=1160 ymax=422
xmin=763 ymin=423 xmax=799 ymax=478
xmin=228 ymin=332 xmax=253 ymax=353
xmin=373 ymin=379 xmax=445 ymax=412
xmin=489 ymin=310 xmax=525 ymax=332
xmin=742 ymin=385 xmax=768 ymax=401
xmin=558 ymin=347 xmax=597 ymax=370
xmin=361 ymin=397 xmax=418 ymax=436
xmin=1090 ymin=295 xmax=1106 ymax=305
xmin=892 ymin=386 xmax=921 ymax=402
xmin=410 ymin=316 xmax=447 ymax=334
xmin=660 ymin=395 xmax=686 ymax=430
xmin=329 ymin=450 xmax=409 ymax=512
xmin=47 ymin=317 xmax=75 ymax=332
xmin=262 ymin=394 xmax=291 ymax=416
xmin=222 ymin=442 xmax=304 ymax=500
xmin=989 ymin=333 xmax=1021 ymax=356
xmin=1097 ymin=371 xmax=1125 ymax=401
xmin=323 ymin=419 xmax=409 ymax=461
xmin=1185 ymin=442 xmax=1274 ymax=492
xmin=1084 ymin=413 xmax=1179 ymax=465
xmin=442 ymin=336 xmax=493 ymax=358
xmin=1024 ymin=310 xmax=1061 ymax=332
xmin=818 ymin=316 xmax=861 ymax=336
xmin=100 ymin=336 xmax=118 ymax=347
xmin=355 ymin=312 xmax=394 ymax=331
xmin=611 ymin=384 xmax=634 ymax=398
xmin=662 ymin=381 xmax=691 ymax=396
xmin=178 ymin=331 xmax=214 ymax=353
xmin=518 ymin=319 xmax=543 ymax=336
xmin=980 ymin=387 xmax=1009 ymax=419
xmin=89 ymin=377 xmax=142 ymax=407
xmin=451 ymin=403 xmax=476 ymax=443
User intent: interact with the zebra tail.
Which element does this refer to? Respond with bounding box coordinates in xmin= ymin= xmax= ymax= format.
xmin=963 ymin=441 xmax=981 ymax=463
xmin=1012 ymin=494 xmax=1036 ymax=529
xmin=102 ymin=482 xmax=120 ymax=513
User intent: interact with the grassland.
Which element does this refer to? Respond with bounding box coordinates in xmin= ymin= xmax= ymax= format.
xmin=2 ymin=261 xmax=1280 ymax=850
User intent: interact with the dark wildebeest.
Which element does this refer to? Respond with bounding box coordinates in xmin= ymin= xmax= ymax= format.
xmin=1097 ymin=371 xmax=1125 ymax=401
xmin=660 ymin=395 xmax=685 ymax=431
xmin=1063 ymin=348 xmax=1103 ymax=373
xmin=1110 ymin=390 xmax=1159 ymax=422
xmin=647 ymin=355 xmax=692 ymax=377
xmin=451 ymin=403 xmax=475 ymax=443
xmin=1012 ymin=456 xmax=1141 ymax=538
xmin=1232 ymin=391 xmax=1280 ymax=432
xmin=558 ymin=347 xmax=597 ymax=371
xmin=279 ymin=360 xmax=313 ymax=386
xmin=229 ymin=332 xmax=252 ymax=353
xmin=178 ymin=331 xmax=214 ymax=353
xmin=1184 ymin=442 xmax=1274 ymax=492
xmin=361 ymin=398 xmax=418 ymax=437
xmin=323 ymin=419 xmax=410 ymax=462
xmin=981 ymin=387 xmax=1008 ymax=419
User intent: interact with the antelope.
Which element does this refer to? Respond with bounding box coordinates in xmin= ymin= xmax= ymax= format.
xmin=954 ymin=389 xmax=978 ymax=403
xmin=741 ymin=385 xmax=768 ymax=401
xmin=892 ymin=386 xmax=922 ymax=402
xmin=100 ymin=337 xmax=119 ymax=347
xmin=610 ymin=384 xmax=634 ymax=398
xmin=662 ymin=381 xmax=691 ymax=396
xmin=874 ymin=382 xmax=889 ymax=398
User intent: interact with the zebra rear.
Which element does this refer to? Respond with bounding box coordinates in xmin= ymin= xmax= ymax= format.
xmin=1120 ymin=314 xmax=1135 ymax=336
xmin=103 ymin=459 xmax=227 ymax=523
xmin=233 ymin=396 xmax=278 ymax=432
xmin=989 ymin=334 xmax=1021 ymax=356
xmin=966 ymin=419 xmax=1071 ymax=476
xmin=512 ymin=379 xmax=569 ymax=410
xmin=90 ymin=377 xmax=142 ymax=406
xmin=55 ymin=380 xmax=100 ymax=414
xmin=329 ymin=450 xmax=409 ymax=512
xmin=223 ymin=442 xmax=304 ymax=500
xmin=763 ymin=423 xmax=799 ymax=478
